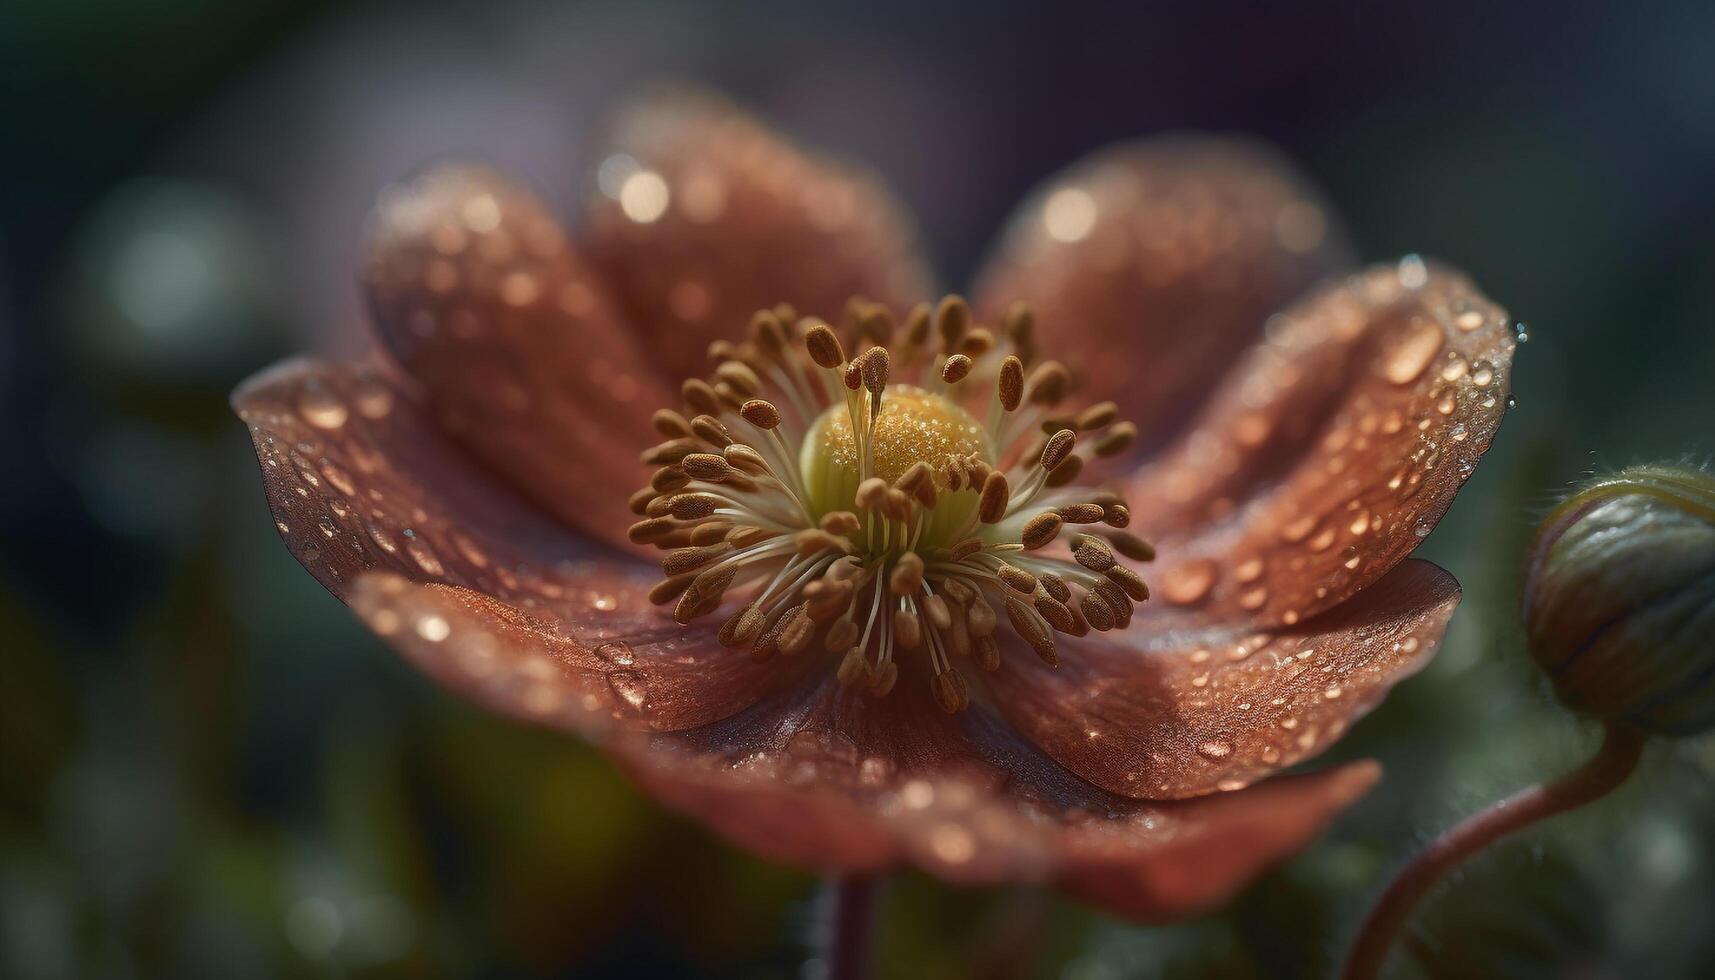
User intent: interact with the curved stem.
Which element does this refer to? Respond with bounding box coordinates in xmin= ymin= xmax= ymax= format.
xmin=822 ymin=875 xmax=880 ymax=980
xmin=1340 ymin=723 xmax=1646 ymax=980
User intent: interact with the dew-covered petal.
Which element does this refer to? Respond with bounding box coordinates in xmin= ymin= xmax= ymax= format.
xmin=972 ymin=136 xmax=1351 ymax=449
xmin=364 ymin=164 xmax=668 ymax=551
xmin=618 ymin=672 xmax=1380 ymax=921
xmin=982 ymin=560 xmax=1458 ymax=800
xmin=1131 ymin=261 xmax=1516 ymax=628
xmin=234 ymin=358 xmax=792 ymax=731
xmin=581 ymin=88 xmax=936 ymax=383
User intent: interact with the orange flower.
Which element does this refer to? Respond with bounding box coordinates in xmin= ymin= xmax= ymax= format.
xmin=235 ymin=89 xmax=1517 ymax=920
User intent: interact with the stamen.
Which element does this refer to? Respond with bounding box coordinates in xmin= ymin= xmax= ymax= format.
xmin=628 ymin=296 xmax=1150 ymax=712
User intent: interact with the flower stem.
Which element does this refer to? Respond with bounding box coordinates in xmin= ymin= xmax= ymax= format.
xmin=1339 ymin=723 xmax=1645 ymax=980
xmin=822 ymin=875 xmax=880 ymax=980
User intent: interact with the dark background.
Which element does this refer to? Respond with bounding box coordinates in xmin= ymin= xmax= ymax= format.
xmin=3 ymin=1 xmax=1713 ymax=977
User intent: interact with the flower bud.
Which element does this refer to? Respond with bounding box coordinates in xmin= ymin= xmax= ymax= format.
xmin=1523 ymin=464 xmax=1715 ymax=735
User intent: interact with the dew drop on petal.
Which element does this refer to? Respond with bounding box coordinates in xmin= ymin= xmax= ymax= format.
xmin=1161 ymin=559 xmax=1217 ymax=605
xmin=1383 ymin=320 xmax=1445 ymax=385
xmin=606 ymin=671 xmax=649 ymax=710
xmin=298 ymin=385 xmax=349 ymax=429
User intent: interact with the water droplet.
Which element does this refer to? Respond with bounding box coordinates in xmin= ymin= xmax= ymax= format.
xmin=1161 ymin=560 xmax=1217 ymax=605
xmin=1197 ymin=739 xmax=1233 ymax=761
xmin=929 ymin=823 xmax=976 ymax=864
xmin=1234 ymin=557 xmax=1264 ymax=583
xmin=352 ymin=379 xmax=394 ymax=419
xmin=595 ymin=641 xmax=635 ymax=666
xmin=298 ymin=386 xmax=349 ymax=429
xmin=1513 ymin=321 xmax=1531 ymax=343
xmin=415 ymin=614 xmax=450 ymax=642
xmin=1383 ymin=321 xmax=1444 ymax=385
xmin=1280 ymin=514 xmax=1318 ymax=543
xmin=606 ymin=671 xmax=649 ymax=710
xmin=1238 ymin=587 xmax=1268 ymax=611
xmin=406 ymin=539 xmax=445 ymax=577
xmin=1323 ymin=685 xmax=1343 ymax=700
xmin=1396 ymin=254 xmax=1429 ymax=289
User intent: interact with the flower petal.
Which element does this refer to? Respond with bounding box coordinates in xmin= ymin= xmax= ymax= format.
xmin=234 ymin=358 xmax=793 ymax=731
xmin=981 ymin=560 xmax=1458 ymax=800
xmin=581 ymin=88 xmax=936 ymax=383
xmin=623 ymin=673 xmax=1380 ymax=921
xmin=972 ymin=136 xmax=1352 ymax=448
xmin=1132 ymin=261 xmax=1516 ymax=628
xmin=363 ymin=163 xmax=668 ymax=551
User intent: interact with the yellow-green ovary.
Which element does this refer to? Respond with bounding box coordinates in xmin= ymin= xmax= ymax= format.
xmin=801 ymin=385 xmax=991 ymax=549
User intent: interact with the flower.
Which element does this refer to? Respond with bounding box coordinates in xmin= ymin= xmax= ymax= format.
xmin=1523 ymin=464 xmax=1715 ymax=735
xmin=235 ymin=88 xmax=1518 ymax=920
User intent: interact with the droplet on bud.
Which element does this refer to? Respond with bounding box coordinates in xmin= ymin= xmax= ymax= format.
xmin=1523 ymin=464 xmax=1715 ymax=736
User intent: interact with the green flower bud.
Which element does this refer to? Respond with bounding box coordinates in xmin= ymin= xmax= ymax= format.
xmin=1523 ymin=464 xmax=1715 ymax=735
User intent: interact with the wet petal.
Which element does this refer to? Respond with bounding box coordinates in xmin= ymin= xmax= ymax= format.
xmin=1132 ymin=260 xmax=1516 ymax=628
xmin=973 ymin=136 xmax=1352 ymax=448
xmin=582 ymin=88 xmax=936 ymax=383
xmin=363 ymin=164 xmax=668 ymax=550
xmin=983 ymin=560 xmax=1458 ymax=800
xmin=621 ymin=672 xmax=1379 ymax=921
xmin=234 ymin=359 xmax=791 ymax=731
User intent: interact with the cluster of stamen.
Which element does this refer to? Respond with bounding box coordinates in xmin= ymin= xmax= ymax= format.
xmin=629 ymin=295 xmax=1153 ymax=713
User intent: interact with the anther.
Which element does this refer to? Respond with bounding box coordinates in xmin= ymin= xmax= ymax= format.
xmin=1025 ymin=361 xmax=1069 ymax=406
xmin=934 ymin=295 xmax=970 ymax=353
xmin=948 ymin=538 xmax=984 ymax=561
xmin=739 ymin=399 xmax=781 ymax=429
xmin=662 ymin=543 xmax=728 ymax=576
xmin=1103 ymin=503 xmax=1132 ymax=528
xmin=960 ymin=328 xmax=994 ymax=357
xmin=682 ymin=378 xmax=722 ymax=416
xmin=652 ymin=408 xmax=693 ymax=439
xmin=978 ymin=471 xmax=1011 ymax=523
xmin=855 ymin=477 xmax=889 ymax=512
xmin=923 ymin=594 xmax=953 ymax=630
xmin=826 ymin=619 xmax=861 ymax=653
xmin=628 ymin=487 xmax=657 ymax=515
xmin=940 ymin=354 xmax=973 ymax=384
xmin=648 ymin=572 xmax=696 ymax=605
xmin=837 ymin=647 xmax=873 ymax=686
xmin=1059 ymin=502 xmax=1105 ymax=524
xmin=1021 ymin=512 xmax=1064 ymax=550
xmin=1003 ymin=302 xmax=1035 ymax=363
xmin=651 ymin=465 xmax=690 ymax=493
xmin=997 ymin=564 xmax=1038 ymax=594
xmin=819 ymin=510 xmax=861 ymax=535
xmin=1072 ymin=535 xmax=1116 ymax=571
xmin=1108 ymin=531 xmax=1156 ymax=562
xmin=716 ymin=361 xmax=761 ymax=396
xmin=932 ymin=670 xmax=969 ymax=714
xmin=628 ymin=517 xmax=675 ymax=544
xmin=690 ymin=415 xmax=732 ymax=447
xmin=668 ymin=493 xmax=719 ymax=520
xmin=1106 ymin=565 xmax=1150 ymax=601
xmin=1006 ymin=598 xmax=1058 ymax=665
xmin=861 ymin=347 xmax=890 ymax=395
xmin=902 ymin=303 xmax=932 ymax=347
xmin=1075 ymin=401 xmax=1118 ymax=430
xmin=893 ymin=608 xmax=922 ymax=649
xmin=1094 ymin=421 xmax=1137 ymax=457
xmin=889 ymin=552 xmax=925 ymax=594
xmin=804 ymin=321 xmax=845 ymax=368
xmin=682 ymin=453 xmax=734 ymax=481
xmin=998 ymin=356 xmax=1024 ymax=411
xmin=1045 ymin=454 xmax=1084 ymax=487
xmin=1040 ymin=429 xmax=1076 ymax=470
